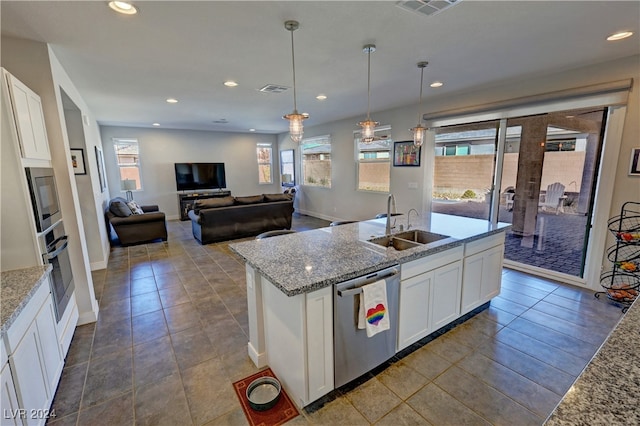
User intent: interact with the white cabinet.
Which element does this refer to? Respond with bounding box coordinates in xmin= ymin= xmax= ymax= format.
xmin=461 ymin=233 xmax=505 ymax=315
xmin=261 ymin=279 xmax=333 ymax=408
xmin=5 ymin=276 xmax=63 ymax=426
xmin=4 ymin=70 xmax=51 ymax=162
xmin=397 ymin=245 xmax=464 ymax=350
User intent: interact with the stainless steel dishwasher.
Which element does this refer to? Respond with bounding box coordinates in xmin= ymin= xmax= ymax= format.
xmin=334 ymin=265 xmax=400 ymax=388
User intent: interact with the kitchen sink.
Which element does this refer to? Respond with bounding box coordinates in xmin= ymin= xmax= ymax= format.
xmin=392 ymin=230 xmax=450 ymax=244
xmin=367 ymin=235 xmax=422 ymax=251
xmin=367 ymin=230 xmax=450 ymax=251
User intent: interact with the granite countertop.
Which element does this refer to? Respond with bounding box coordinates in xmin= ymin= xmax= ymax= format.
xmin=545 ymin=298 xmax=640 ymax=425
xmin=1 ymin=265 xmax=52 ymax=338
xmin=230 ymin=212 xmax=510 ymax=296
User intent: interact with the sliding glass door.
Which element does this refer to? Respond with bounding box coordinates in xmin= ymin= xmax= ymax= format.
xmin=431 ymin=107 xmax=607 ymax=279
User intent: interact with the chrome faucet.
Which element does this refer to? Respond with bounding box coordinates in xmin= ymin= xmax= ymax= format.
xmin=386 ymin=193 xmax=397 ymax=235
xmin=407 ymin=208 xmax=420 ymax=230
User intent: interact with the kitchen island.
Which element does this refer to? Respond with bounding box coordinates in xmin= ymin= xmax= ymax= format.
xmin=230 ymin=212 xmax=510 ymax=408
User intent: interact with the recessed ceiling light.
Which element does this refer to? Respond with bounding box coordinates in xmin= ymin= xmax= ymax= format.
xmin=430 ymin=81 xmax=443 ymax=88
xmin=108 ymin=1 xmax=137 ymax=15
xmin=316 ymin=94 xmax=327 ymax=101
xmin=224 ymin=80 xmax=238 ymax=87
xmin=152 ymin=123 xmax=160 ymax=126
xmin=249 ymin=128 xmax=256 ymax=132
xmin=607 ymin=31 xmax=633 ymax=41
xmin=166 ymin=98 xmax=178 ymax=103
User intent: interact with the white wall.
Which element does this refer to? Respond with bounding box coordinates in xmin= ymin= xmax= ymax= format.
xmin=98 ymin=126 xmax=280 ymax=219
xmin=278 ymin=105 xmax=429 ymax=222
xmin=1 ymin=36 xmax=101 ymax=324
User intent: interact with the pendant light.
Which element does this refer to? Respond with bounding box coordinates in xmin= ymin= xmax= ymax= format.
xmin=283 ymin=20 xmax=307 ymax=143
xmin=358 ymin=44 xmax=379 ymax=144
xmin=411 ymin=61 xmax=428 ymax=147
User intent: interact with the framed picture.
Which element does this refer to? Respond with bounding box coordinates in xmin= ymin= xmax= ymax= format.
xmin=70 ymin=148 xmax=86 ymax=175
xmin=393 ymin=141 xmax=421 ymax=167
xmin=629 ymin=147 xmax=640 ymax=176
xmin=95 ymin=146 xmax=107 ymax=192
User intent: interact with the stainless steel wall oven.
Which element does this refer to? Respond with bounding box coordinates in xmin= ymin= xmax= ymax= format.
xmin=39 ymin=221 xmax=74 ymax=322
xmin=25 ymin=167 xmax=62 ymax=233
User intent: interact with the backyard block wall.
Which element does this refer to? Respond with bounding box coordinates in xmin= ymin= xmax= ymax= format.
xmin=434 ymin=151 xmax=586 ymax=196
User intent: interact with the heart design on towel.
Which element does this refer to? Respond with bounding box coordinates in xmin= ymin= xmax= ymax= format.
xmin=366 ymin=304 xmax=386 ymax=326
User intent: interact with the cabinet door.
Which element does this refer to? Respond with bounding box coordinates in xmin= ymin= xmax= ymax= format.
xmin=7 ymin=74 xmax=50 ymax=161
xmin=35 ymin=297 xmax=63 ymax=397
xmin=306 ymin=286 xmax=333 ymax=402
xmin=481 ymin=245 xmax=503 ymax=302
xmin=1 ymin=362 xmax=22 ymax=426
xmin=398 ymin=272 xmax=432 ymax=351
xmin=431 ymin=260 xmax=462 ymax=332
xmin=9 ymin=320 xmax=49 ymax=426
xmin=461 ymin=251 xmax=484 ymax=315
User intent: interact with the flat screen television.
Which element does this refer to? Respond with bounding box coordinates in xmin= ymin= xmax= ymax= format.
xmin=174 ymin=162 xmax=227 ymax=191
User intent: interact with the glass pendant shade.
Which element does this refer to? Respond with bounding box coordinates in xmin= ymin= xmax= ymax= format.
xmin=411 ymin=124 xmax=426 ymax=147
xmin=358 ymin=119 xmax=379 ymax=143
xmin=284 ymin=111 xmax=306 ymax=143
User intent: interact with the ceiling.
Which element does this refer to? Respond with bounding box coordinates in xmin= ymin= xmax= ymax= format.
xmin=1 ymin=1 xmax=639 ymax=135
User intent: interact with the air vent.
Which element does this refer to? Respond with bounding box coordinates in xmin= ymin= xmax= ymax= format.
xmin=396 ymin=0 xmax=462 ymax=17
xmin=212 ymin=118 xmax=228 ymax=124
xmin=259 ymin=84 xmax=289 ymax=94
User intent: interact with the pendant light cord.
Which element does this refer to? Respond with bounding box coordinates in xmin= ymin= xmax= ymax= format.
xmin=417 ymin=65 xmax=424 ymax=124
xmin=366 ymin=47 xmax=372 ymax=121
xmin=290 ymin=29 xmax=298 ymax=113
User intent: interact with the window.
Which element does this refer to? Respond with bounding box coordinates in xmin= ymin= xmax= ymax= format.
xmin=301 ymin=135 xmax=332 ymax=188
xmin=257 ymin=143 xmax=273 ymax=184
xmin=113 ymin=138 xmax=142 ymax=190
xmin=280 ymin=149 xmax=295 ymax=187
xmin=355 ymin=126 xmax=392 ymax=192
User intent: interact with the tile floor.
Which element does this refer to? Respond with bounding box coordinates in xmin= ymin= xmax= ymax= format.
xmin=48 ymin=214 xmax=624 ymax=425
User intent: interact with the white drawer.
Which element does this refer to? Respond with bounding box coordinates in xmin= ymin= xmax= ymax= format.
xmin=401 ymin=245 xmax=464 ymax=280
xmin=464 ymin=232 xmax=505 ymax=257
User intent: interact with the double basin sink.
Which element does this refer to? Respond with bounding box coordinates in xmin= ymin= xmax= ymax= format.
xmin=368 ymin=230 xmax=450 ymax=251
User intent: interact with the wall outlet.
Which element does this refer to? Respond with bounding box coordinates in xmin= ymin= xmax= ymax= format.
xmin=408 ymin=182 xmax=418 ymax=189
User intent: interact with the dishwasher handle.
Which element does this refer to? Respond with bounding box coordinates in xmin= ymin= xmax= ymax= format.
xmin=336 ymin=268 xmax=398 ymax=298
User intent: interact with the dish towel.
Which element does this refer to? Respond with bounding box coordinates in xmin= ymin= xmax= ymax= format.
xmin=357 ymin=279 xmax=390 ymax=338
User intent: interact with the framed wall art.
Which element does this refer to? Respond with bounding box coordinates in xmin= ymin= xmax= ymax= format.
xmin=393 ymin=141 xmax=421 ymax=167
xmin=629 ymin=147 xmax=640 ymax=176
xmin=70 ymin=148 xmax=86 ymax=175
xmin=95 ymin=146 xmax=107 ymax=192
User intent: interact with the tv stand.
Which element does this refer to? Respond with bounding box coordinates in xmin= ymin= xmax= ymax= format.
xmin=178 ymin=191 xmax=231 ymax=221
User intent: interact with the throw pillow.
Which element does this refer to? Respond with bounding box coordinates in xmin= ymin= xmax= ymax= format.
xmin=127 ymin=201 xmax=144 ymax=215
xmin=109 ymin=199 xmax=132 ymax=217
xmin=234 ymin=195 xmax=264 ymax=205
xmin=263 ymin=193 xmax=292 ymax=202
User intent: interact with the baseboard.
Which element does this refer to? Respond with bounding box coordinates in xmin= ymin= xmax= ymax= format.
xmin=77 ymin=299 xmax=99 ymax=325
xmin=295 ymin=209 xmax=339 ymax=223
xmin=166 ymin=214 xmax=180 ymax=221
xmin=90 ymin=259 xmax=107 ymax=271
xmin=248 ymin=342 xmax=267 ymax=368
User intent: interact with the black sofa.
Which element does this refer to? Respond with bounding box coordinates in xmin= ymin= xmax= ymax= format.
xmin=188 ymin=194 xmax=294 ymax=244
xmin=105 ymin=197 xmax=168 ymax=246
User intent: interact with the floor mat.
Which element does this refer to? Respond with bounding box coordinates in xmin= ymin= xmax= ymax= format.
xmin=232 ymin=368 xmax=299 ymax=426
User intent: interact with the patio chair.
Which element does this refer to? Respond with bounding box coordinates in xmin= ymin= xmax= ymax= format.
xmin=539 ymin=182 xmax=566 ymax=214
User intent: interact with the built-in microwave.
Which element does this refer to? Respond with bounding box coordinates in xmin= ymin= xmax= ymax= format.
xmin=25 ymin=167 xmax=62 ymax=232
